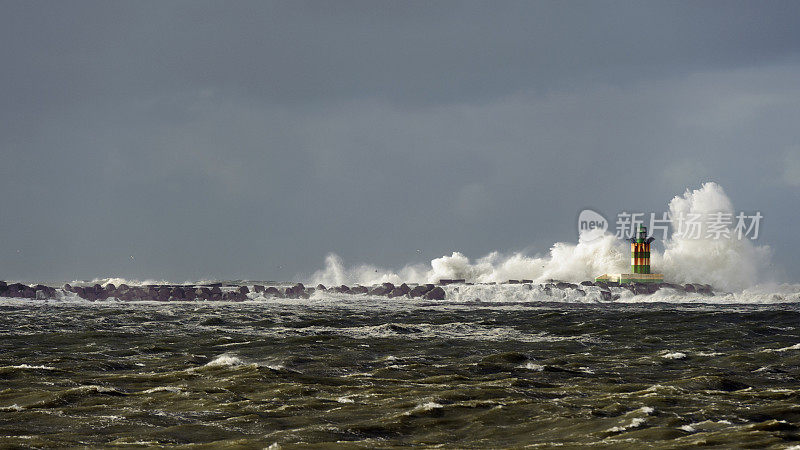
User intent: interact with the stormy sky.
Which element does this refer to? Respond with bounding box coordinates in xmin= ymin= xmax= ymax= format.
xmin=2 ymin=0 xmax=800 ymax=283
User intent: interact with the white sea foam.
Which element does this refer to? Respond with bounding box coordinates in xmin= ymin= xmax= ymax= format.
xmin=519 ymin=362 xmax=545 ymax=371
xmin=409 ymin=401 xmax=443 ymax=413
xmin=143 ymin=386 xmax=183 ymax=394
xmin=0 ymin=404 xmax=24 ymax=412
xmin=310 ymin=182 xmax=774 ymax=293
xmin=7 ymin=364 xmax=56 ymax=370
xmin=606 ymin=417 xmax=647 ymax=433
xmin=204 ymin=354 xmax=246 ymax=367
xmin=662 ymin=352 xmax=687 ymax=360
xmin=762 ymin=343 xmax=800 ymax=353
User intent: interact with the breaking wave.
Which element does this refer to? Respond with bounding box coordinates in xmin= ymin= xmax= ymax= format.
xmin=311 ymin=182 xmax=772 ymax=292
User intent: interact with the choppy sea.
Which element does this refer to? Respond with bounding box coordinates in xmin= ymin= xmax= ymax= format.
xmin=3 ymin=290 xmax=800 ymax=448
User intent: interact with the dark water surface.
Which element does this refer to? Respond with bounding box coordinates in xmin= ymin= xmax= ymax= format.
xmin=2 ymin=298 xmax=800 ymax=448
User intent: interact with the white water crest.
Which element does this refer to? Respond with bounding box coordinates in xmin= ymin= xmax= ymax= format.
xmin=311 ymin=183 xmax=772 ymax=292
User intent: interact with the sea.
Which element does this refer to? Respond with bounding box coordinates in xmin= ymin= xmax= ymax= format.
xmin=2 ymin=284 xmax=800 ymax=448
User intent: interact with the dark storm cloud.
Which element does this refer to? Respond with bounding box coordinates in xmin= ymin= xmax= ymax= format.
xmin=1 ymin=1 xmax=799 ymax=282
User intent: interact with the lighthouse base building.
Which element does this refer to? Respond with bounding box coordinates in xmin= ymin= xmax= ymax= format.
xmin=595 ymin=224 xmax=664 ymax=284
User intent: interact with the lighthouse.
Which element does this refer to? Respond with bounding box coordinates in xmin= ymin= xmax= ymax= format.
xmin=631 ymin=224 xmax=652 ymax=274
xmin=595 ymin=224 xmax=664 ymax=284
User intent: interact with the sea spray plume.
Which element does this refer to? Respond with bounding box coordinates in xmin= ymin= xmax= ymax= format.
xmin=310 ymin=183 xmax=771 ymax=291
xmin=656 ymin=182 xmax=772 ymax=291
xmin=311 ymin=234 xmax=628 ymax=286
xmin=311 ymin=254 xmax=428 ymax=286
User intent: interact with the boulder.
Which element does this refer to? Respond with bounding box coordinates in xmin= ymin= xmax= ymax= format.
xmin=264 ymin=287 xmax=283 ymax=298
xmin=580 ymin=281 xmax=594 ymax=286
xmin=351 ymin=286 xmax=368 ymax=294
xmin=284 ymin=284 xmax=308 ymax=299
xmin=157 ymin=287 xmax=170 ymax=301
xmin=237 ymin=286 xmax=250 ymax=295
xmin=223 ymin=291 xmax=246 ymax=302
xmin=697 ymin=284 xmax=713 ymax=296
xmin=253 ymin=285 xmax=265 ymax=293
xmin=409 ymin=284 xmax=434 ymax=298
xmin=423 ymin=286 xmax=446 ymax=300
xmin=170 ymin=287 xmax=186 ymax=300
xmin=316 ymin=284 xmax=326 ymax=291
xmin=368 ymin=285 xmax=391 ymax=296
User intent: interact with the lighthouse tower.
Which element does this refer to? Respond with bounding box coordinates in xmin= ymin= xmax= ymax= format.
xmin=595 ymin=224 xmax=664 ymax=284
xmin=631 ymin=224 xmax=652 ymax=274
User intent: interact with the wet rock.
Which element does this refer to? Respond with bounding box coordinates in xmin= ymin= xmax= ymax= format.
xmin=423 ymin=286 xmax=446 ymax=300
xmin=409 ymin=284 xmax=434 ymax=298
xmin=369 ymin=285 xmax=392 ymax=296
xmin=237 ymin=286 xmax=249 ymax=295
xmin=556 ymin=282 xmax=578 ymax=289
xmin=195 ymin=288 xmax=211 ymax=300
xmin=264 ymin=287 xmax=283 ymax=298
xmin=315 ymin=284 xmax=326 ymax=291
xmin=253 ymin=284 xmax=265 ymax=293
xmin=580 ymin=281 xmax=594 ymax=286
xmin=438 ymin=279 xmax=465 ymax=285
xmin=521 ymin=279 xmax=533 ymax=283
xmin=284 ymin=284 xmax=308 ymax=299
xmin=210 ymin=286 xmax=223 ymax=295
xmin=33 ymin=285 xmax=56 ymax=299
xmin=333 ymin=285 xmax=352 ymax=294
xmin=157 ymin=287 xmax=170 ymax=301
xmin=684 ymin=284 xmax=696 ymax=293
xmin=600 ymin=290 xmax=612 ymax=301
xmin=697 ymin=284 xmax=714 ymax=295
xmin=170 ymin=287 xmax=186 ymax=300
xmin=223 ymin=291 xmax=246 ymax=302
xmin=351 ymin=286 xmax=368 ymax=294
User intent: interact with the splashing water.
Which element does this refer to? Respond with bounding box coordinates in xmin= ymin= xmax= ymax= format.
xmin=311 ymin=183 xmax=772 ymax=291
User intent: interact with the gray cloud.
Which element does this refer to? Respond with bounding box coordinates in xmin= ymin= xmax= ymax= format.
xmin=1 ymin=1 xmax=799 ymax=283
